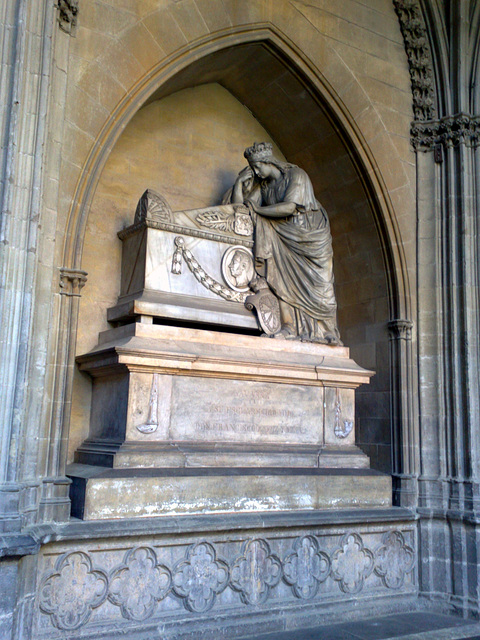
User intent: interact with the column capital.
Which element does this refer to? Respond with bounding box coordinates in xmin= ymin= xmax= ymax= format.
xmin=411 ymin=113 xmax=480 ymax=151
xmin=388 ymin=319 xmax=414 ymax=341
xmin=59 ymin=267 xmax=87 ymax=296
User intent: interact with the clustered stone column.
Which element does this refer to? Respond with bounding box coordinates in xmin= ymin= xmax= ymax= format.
xmin=396 ymin=0 xmax=480 ymax=616
xmin=37 ymin=268 xmax=87 ymax=524
xmin=388 ymin=319 xmax=417 ymax=507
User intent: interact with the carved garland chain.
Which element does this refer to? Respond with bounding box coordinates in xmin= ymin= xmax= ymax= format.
xmin=171 ymin=236 xmax=249 ymax=303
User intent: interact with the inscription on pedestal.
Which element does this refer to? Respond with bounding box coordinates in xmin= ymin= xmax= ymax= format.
xmin=171 ymin=377 xmax=323 ymax=444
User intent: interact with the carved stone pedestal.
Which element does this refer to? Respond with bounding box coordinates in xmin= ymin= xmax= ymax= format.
xmin=33 ymin=509 xmax=417 ymax=639
xmin=69 ymin=323 xmax=389 ymax=520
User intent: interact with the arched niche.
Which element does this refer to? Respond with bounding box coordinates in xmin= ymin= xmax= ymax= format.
xmin=70 ymin=39 xmax=408 ymax=474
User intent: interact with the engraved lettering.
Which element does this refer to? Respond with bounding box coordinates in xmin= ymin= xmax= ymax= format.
xmin=194 ymin=421 xmax=307 ymax=435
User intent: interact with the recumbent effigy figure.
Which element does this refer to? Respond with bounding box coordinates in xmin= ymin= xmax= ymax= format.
xmin=224 ymin=142 xmax=342 ymax=345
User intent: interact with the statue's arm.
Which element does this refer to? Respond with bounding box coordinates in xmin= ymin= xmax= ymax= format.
xmin=232 ymin=166 xmax=254 ymax=204
xmin=247 ymin=200 xmax=296 ymax=218
xmin=231 ymin=179 xmax=245 ymax=204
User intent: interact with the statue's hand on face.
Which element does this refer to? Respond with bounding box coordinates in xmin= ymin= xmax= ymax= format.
xmin=236 ymin=166 xmax=254 ymax=185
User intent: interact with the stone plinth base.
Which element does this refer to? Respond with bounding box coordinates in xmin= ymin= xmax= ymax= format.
xmin=32 ymin=508 xmax=417 ymax=640
xmin=68 ymin=465 xmax=391 ymax=520
xmin=74 ymin=440 xmax=370 ymax=469
xmin=70 ymin=323 xmax=380 ymax=521
xmin=74 ymin=323 xmax=373 ymax=468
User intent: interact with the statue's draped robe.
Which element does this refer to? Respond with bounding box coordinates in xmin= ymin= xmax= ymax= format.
xmin=247 ymin=166 xmax=340 ymax=342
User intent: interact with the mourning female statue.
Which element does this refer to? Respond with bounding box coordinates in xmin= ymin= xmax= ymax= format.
xmin=225 ymin=142 xmax=342 ymax=345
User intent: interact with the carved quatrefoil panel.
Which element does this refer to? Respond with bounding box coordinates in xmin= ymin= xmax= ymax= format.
xmin=231 ymin=539 xmax=282 ymax=605
xmin=283 ymin=535 xmax=331 ymax=599
xmin=172 ymin=542 xmax=229 ymax=612
xmin=375 ymin=531 xmax=415 ymax=589
xmin=331 ymin=533 xmax=374 ymax=594
xmin=39 ymin=551 xmax=109 ymax=630
xmin=109 ymin=547 xmax=171 ymax=621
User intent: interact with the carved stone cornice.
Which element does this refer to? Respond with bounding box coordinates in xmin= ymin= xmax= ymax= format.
xmin=59 ymin=268 xmax=87 ymax=296
xmin=56 ymin=0 xmax=78 ymax=35
xmin=118 ymin=218 xmax=253 ymax=248
xmin=388 ymin=319 xmax=413 ymax=341
xmin=411 ymin=113 xmax=480 ymax=150
xmin=393 ymin=0 xmax=436 ymax=122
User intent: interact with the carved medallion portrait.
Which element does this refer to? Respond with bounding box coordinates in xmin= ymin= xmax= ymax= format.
xmin=222 ymin=246 xmax=254 ymax=292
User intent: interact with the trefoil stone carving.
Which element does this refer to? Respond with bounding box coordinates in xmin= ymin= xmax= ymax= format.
xmin=230 ymin=539 xmax=282 ymax=605
xmin=137 ymin=373 xmax=160 ymax=434
xmin=331 ymin=533 xmax=374 ymax=594
xmin=283 ymin=535 xmax=330 ymax=599
xmin=171 ymin=236 xmax=249 ymax=302
xmin=109 ymin=547 xmax=171 ymax=621
xmin=172 ymin=542 xmax=229 ymax=612
xmin=374 ymin=531 xmax=415 ymax=589
xmin=39 ymin=551 xmax=108 ymax=630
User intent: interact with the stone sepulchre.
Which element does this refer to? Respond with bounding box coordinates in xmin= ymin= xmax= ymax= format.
xmin=69 ymin=143 xmax=391 ymax=520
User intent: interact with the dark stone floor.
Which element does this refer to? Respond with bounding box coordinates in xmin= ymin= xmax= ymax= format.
xmin=250 ymin=612 xmax=480 ymax=640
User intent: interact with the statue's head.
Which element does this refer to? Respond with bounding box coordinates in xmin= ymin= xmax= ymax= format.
xmin=244 ymin=142 xmax=273 ymax=163
xmin=243 ymin=142 xmax=288 ymax=179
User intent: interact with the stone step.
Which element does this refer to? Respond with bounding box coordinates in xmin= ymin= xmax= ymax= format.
xmin=248 ymin=611 xmax=480 ymax=640
xmin=67 ymin=464 xmax=391 ymax=520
